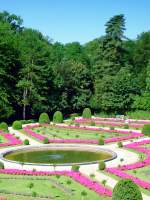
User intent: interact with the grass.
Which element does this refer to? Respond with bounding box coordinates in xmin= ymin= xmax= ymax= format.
xmin=30 ymin=125 xmax=127 ymax=141
xmin=0 ymin=174 xmax=110 ymax=200
xmin=0 ymin=135 xmax=7 ymax=144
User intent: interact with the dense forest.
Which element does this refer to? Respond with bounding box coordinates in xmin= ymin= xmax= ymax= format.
xmin=1 ymin=11 xmax=150 ymax=121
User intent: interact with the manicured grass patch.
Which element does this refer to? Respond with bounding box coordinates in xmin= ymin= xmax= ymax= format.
xmin=0 ymin=174 xmax=110 ymax=200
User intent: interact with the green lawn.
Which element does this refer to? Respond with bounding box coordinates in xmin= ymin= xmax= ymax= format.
xmin=31 ymin=125 xmax=126 ymax=140
xmin=0 ymin=135 xmax=7 ymax=144
xmin=0 ymin=174 xmax=110 ymax=200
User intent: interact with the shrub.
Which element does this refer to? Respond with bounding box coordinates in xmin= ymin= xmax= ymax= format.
xmin=117 ymin=141 xmax=123 ymax=148
xmin=0 ymin=162 xmax=4 ymax=169
xmin=39 ymin=113 xmax=50 ymax=124
xmin=0 ymin=122 xmax=8 ymax=132
xmin=124 ymin=124 xmax=129 ymax=129
xmin=112 ymin=179 xmax=143 ymax=200
xmin=70 ymin=113 xmax=79 ymax=120
xmin=90 ymin=121 xmax=95 ymax=126
xmin=98 ymin=137 xmax=104 ymax=145
xmin=75 ymin=122 xmax=80 ymax=127
xmin=12 ymin=121 xmax=22 ymax=130
xmin=82 ymin=108 xmax=92 ymax=118
xmin=53 ymin=111 xmax=63 ymax=123
xmin=109 ymin=126 xmax=115 ymax=130
xmin=142 ymin=124 xmax=150 ymax=136
xmin=32 ymin=191 xmax=37 ymax=197
xmin=43 ymin=137 xmax=49 ymax=144
xmin=24 ymin=139 xmax=29 ymax=145
xmin=71 ymin=165 xmax=80 ymax=171
xmin=98 ymin=161 xmax=106 ymax=170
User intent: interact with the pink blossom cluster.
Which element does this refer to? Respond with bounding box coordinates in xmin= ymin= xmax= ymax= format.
xmin=80 ymin=117 xmax=150 ymax=124
xmin=0 ymin=133 xmax=22 ymax=147
xmin=106 ymin=139 xmax=150 ymax=190
xmin=75 ymin=118 xmax=144 ymax=128
xmin=0 ymin=169 xmax=112 ymax=197
xmin=23 ymin=124 xmax=143 ymax=144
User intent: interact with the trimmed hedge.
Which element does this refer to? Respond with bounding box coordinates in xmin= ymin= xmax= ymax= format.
xmin=98 ymin=137 xmax=104 ymax=145
xmin=82 ymin=108 xmax=92 ymax=118
xmin=0 ymin=122 xmax=8 ymax=132
xmin=117 ymin=141 xmax=123 ymax=148
xmin=0 ymin=161 xmax=4 ymax=169
xmin=12 ymin=121 xmax=22 ymax=130
xmin=71 ymin=165 xmax=80 ymax=171
xmin=39 ymin=113 xmax=50 ymax=124
xmin=112 ymin=179 xmax=143 ymax=200
xmin=53 ymin=111 xmax=63 ymax=123
xmin=142 ymin=124 xmax=150 ymax=136
xmin=43 ymin=137 xmax=49 ymax=144
xmin=98 ymin=161 xmax=106 ymax=170
xmin=24 ymin=139 xmax=29 ymax=145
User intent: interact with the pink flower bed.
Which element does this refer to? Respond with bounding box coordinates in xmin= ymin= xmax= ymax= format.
xmin=23 ymin=124 xmax=143 ymax=144
xmin=75 ymin=117 xmax=144 ymax=128
xmin=0 ymin=169 xmax=112 ymax=197
xmin=80 ymin=117 xmax=150 ymax=124
xmin=0 ymin=132 xmax=22 ymax=147
xmin=106 ymin=139 xmax=150 ymax=190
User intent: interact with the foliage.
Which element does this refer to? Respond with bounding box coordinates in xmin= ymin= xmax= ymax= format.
xmin=0 ymin=161 xmax=4 ymax=169
xmin=0 ymin=122 xmax=8 ymax=131
xmin=98 ymin=137 xmax=104 ymax=145
xmin=12 ymin=121 xmax=22 ymax=130
xmin=71 ymin=165 xmax=80 ymax=171
xmin=82 ymin=108 xmax=92 ymax=118
xmin=43 ymin=137 xmax=49 ymax=144
xmin=53 ymin=111 xmax=63 ymax=123
xmin=39 ymin=113 xmax=50 ymax=124
xmin=142 ymin=124 xmax=150 ymax=136
xmin=98 ymin=161 xmax=106 ymax=170
xmin=112 ymin=179 xmax=143 ymax=200
xmin=1 ymin=11 xmax=150 ymax=121
xmin=127 ymin=110 xmax=150 ymax=120
xmin=24 ymin=139 xmax=29 ymax=145
xmin=117 ymin=141 xmax=123 ymax=148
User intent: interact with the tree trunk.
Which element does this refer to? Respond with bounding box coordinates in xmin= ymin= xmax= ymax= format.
xmin=23 ymin=88 xmax=28 ymax=120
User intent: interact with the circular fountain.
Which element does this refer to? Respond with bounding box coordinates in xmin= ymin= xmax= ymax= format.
xmin=1 ymin=144 xmax=117 ymax=166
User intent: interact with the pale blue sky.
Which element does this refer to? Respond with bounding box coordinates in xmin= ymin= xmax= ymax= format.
xmin=0 ymin=0 xmax=149 ymax=44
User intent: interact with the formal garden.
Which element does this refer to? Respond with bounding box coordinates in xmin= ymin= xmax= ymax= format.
xmin=0 ymin=108 xmax=150 ymax=199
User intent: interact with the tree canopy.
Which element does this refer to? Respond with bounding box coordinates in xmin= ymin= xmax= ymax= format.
xmin=0 ymin=11 xmax=150 ymax=121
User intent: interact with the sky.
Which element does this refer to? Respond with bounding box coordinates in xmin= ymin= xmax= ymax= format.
xmin=0 ymin=0 xmax=150 ymax=44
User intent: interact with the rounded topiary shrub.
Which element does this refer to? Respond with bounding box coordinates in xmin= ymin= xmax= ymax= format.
xmin=53 ymin=111 xmax=63 ymax=123
xmin=98 ymin=137 xmax=104 ymax=145
xmin=82 ymin=108 xmax=92 ymax=118
xmin=98 ymin=161 xmax=106 ymax=170
xmin=0 ymin=161 xmax=4 ymax=169
xmin=43 ymin=137 xmax=49 ymax=144
xmin=142 ymin=124 xmax=150 ymax=136
xmin=71 ymin=165 xmax=80 ymax=171
xmin=112 ymin=179 xmax=143 ymax=200
xmin=117 ymin=141 xmax=123 ymax=148
xmin=0 ymin=122 xmax=8 ymax=132
xmin=24 ymin=139 xmax=29 ymax=145
xmin=12 ymin=121 xmax=22 ymax=130
xmin=39 ymin=113 xmax=50 ymax=124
